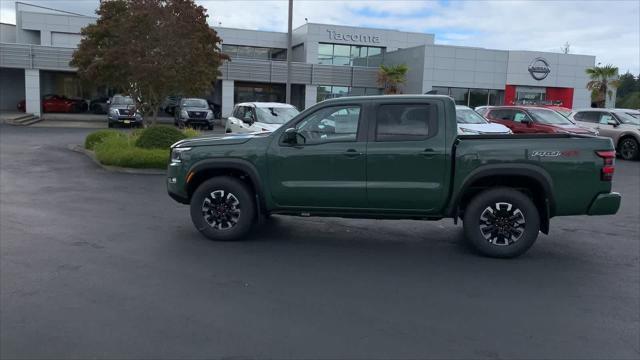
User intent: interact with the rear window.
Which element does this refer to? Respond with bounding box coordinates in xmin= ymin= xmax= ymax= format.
xmin=376 ymin=104 xmax=437 ymax=141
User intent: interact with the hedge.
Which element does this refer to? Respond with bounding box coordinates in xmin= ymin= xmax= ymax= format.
xmin=94 ymin=135 xmax=169 ymax=169
xmin=84 ymin=130 xmax=124 ymax=150
xmin=135 ymin=126 xmax=186 ymax=149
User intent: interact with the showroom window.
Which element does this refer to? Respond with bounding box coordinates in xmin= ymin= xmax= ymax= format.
xmin=316 ymin=43 xmax=385 ymax=67
xmin=430 ymin=87 xmax=505 ymax=107
xmin=317 ymin=85 xmax=382 ymax=102
xmin=222 ymin=44 xmax=287 ymax=61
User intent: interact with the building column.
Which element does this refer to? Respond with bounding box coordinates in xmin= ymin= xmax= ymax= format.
xmin=221 ymin=80 xmax=234 ymax=118
xmin=304 ymin=85 xmax=317 ymax=109
xmin=24 ymin=69 xmax=41 ymax=116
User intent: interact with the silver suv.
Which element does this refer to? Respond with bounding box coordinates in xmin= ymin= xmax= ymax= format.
xmin=569 ymin=108 xmax=640 ymax=160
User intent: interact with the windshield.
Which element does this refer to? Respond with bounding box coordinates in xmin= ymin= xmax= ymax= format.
xmin=617 ymin=112 xmax=640 ymax=125
xmin=555 ymin=109 xmax=572 ymax=117
xmin=528 ymin=109 xmax=573 ymax=125
xmin=111 ymin=96 xmax=134 ymax=105
xmin=255 ymin=107 xmax=299 ymax=124
xmin=182 ymin=99 xmax=208 ymax=108
xmin=456 ymin=108 xmax=488 ymax=124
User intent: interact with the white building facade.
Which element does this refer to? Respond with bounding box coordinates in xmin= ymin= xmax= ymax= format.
xmin=0 ymin=2 xmax=595 ymax=117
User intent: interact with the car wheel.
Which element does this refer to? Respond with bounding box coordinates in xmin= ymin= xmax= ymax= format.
xmin=190 ymin=177 xmax=256 ymax=241
xmin=207 ymin=124 xmax=214 ymax=131
xmin=463 ymin=187 xmax=540 ymax=258
xmin=618 ymin=137 xmax=639 ymax=161
xmin=107 ymin=121 xmax=113 ymax=128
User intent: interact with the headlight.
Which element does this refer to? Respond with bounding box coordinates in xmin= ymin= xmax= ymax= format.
xmin=109 ymin=108 xmax=119 ymax=116
xmin=459 ymin=127 xmax=481 ymax=135
xmin=206 ymin=110 xmax=213 ymax=120
xmin=170 ymin=147 xmax=191 ymax=163
xmin=180 ymin=110 xmax=189 ymax=119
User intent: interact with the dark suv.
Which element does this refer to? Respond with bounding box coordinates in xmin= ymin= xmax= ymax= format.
xmin=484 ymin=106 xmax=596 ymax=135
xmin=173 ymin=98 xmax=215 ymax=130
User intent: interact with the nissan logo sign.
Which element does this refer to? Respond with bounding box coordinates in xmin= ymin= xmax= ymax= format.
xmin=528 ymin=57 xmax=551 ymax=80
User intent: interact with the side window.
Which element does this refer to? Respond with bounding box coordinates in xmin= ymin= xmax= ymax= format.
xmin=376 ymin=103 xmax=437 ymax=142
xmin=575 ymin=111 xmax=599 ymax=123
xmin=294 ymin=105 xmax=361 ymax=145
xmin=599 ymin=113 xmax=615 ymax=125
xmin=490 ymin=109 xmax=514 ymax=121
xmin=232 ymin=106 xmax=241 ymax=118
xmin=513 ymin=111 xmax=531 ymax=123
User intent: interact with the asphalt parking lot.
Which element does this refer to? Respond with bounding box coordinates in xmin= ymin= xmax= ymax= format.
xmin=1 ymin=124 xmax=639 ymax=359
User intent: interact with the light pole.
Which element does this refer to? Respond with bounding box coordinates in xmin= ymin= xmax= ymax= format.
xmin=285 ymin=0 xmax=292 ymax=104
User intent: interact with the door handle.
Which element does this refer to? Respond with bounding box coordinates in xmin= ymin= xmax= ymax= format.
xmin=420 ymin=148 xmax=436 ymax=157
xmin=344 ymin=149 xmax=362 ymax=158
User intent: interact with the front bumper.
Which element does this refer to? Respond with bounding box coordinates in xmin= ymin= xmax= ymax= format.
xmin=179 ymin=118 xmax=214 ymax=126
xmin=587 ymin=192 xmax=621 ymax=215
xmin=167 ymin=163 xmax=189 ymax=204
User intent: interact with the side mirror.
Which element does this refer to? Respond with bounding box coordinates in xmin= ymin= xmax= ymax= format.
xmin=607 ymin=119 xmax=618 ymax=126
xmin=522 ymin=118 xmax=533 ymax=127
xmin=242 ymin=116 xmax=254 ymax=124
xmin=282 ymin=127 xmax=298 ymax=144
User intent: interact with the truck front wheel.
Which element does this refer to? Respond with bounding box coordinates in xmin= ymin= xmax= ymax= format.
xmin=463 ymin=187 xmax=540 ymax=258
xmin=190 ymin=176 xmax=256 ymax=241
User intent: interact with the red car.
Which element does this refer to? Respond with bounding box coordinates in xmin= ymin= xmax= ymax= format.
xmin=484 ymin=106 xmax=596 ymax=135
xmin=17 ymin=94 xmax=86 ymax=113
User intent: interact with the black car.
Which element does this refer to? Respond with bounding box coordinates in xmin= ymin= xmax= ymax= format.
xmin=174 ymin=98 xmax=215 ymax=130
xmin=89 ymin=97 xmax=110 ymax=114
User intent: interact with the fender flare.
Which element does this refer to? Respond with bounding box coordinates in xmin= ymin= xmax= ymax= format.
xmin=448 ymin=164 xmax=555 ymax=230
xmin=187 ymin=158 xmax=266 ymax=212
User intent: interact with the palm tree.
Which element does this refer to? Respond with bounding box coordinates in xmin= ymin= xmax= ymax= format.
xmin=586 ymin=64 xmax=620 ymax=107
xmin=377 ymin=64 xmax=408 ymax=94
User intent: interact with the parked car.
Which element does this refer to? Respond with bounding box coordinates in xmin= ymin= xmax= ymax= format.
xmin=225 ymin=102 xmax=299 ymax=134
xmin=162 ymin=96 xmax=182 ymax=116
xmin=174 ymin=98 xmax=215 ymax=130
xmin=484 ymin=106 xmax=597 ymax=135
xmin=569 ymin=108 xmax=640 ymax=160
xmin=167 ymin=95 xmax=621 ymax=258
xmin=456 ymin=105 xmax=511 ymax=135
xmin=107 ymin=95 xmax=143 ymax=128
xmin=17 ymin=94 xmax=85 ymax=113
xmin=89 ymin=97 xmax=110 ymax=114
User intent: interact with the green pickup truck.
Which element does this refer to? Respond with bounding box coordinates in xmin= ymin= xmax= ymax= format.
xmin=167 ymin=95 xmax=621 ymax=258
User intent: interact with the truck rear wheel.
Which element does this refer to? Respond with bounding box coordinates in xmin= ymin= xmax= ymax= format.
xmin=190 ymin=176 xmax=256 ymax=241
xmin=463 ymin=187 xmax=540 ymax=258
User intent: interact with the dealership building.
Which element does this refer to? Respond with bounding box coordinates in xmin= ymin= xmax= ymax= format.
xmin=0 ymin=2 xmax=596 ymax=117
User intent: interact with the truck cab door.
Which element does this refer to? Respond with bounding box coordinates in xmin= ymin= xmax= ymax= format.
xmin=266 ymin=104 xmax=368 ymax=209
xmin=366 ymin=101 xmax=446 ymax=213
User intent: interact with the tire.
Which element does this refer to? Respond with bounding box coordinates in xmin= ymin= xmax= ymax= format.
xmin=463 ymin=187 xmax=540 ymax=258
xmin=207 ymin=124 xmax=214 ymax=131
xmin=107 ymin=121 xmax=113 ymax=128
xmin=190 ymin=176 xmax=256 ymax=241
xmin=618 ymin=137 xmax=639 ymax=161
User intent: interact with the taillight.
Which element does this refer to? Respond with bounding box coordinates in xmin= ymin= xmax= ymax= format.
xmin=595 ymin=150 xmax=615 ymax=181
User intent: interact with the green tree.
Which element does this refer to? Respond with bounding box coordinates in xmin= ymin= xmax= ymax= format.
xmin=71 ymin=0 xmax=228 ymax=124
xmin=585 ymin=64 xmax=620 ymax=108
xmin=377 ymin=64 xmax=408 ymax=94
xmin=615 ymin=72 xmax=639 ymax=107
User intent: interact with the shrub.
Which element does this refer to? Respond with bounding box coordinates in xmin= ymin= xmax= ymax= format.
xmin=84 ymin=130 xmax=124 ymax=150
xmin=94 ymin=135 xmax=169 ymax=169
xmin=181 ymin=127 xmax=201 ymax=138
xmin=135 ymin=126 xmax=186 ymax=149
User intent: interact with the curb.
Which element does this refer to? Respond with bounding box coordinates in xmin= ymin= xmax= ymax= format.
xmin=67 ymin=144 xmax=166 ymax=175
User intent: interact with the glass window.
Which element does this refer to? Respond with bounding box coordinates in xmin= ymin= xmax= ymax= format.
xmin=181 ymin=99 xmax=208 ymax=107
xmin=599 ymin=113 xmax=615 ymax=125
xmin=332 ymin=56 xmax=350 ymax=66
xmin=488 ymin=90 xmax=504 ymax=106
xmin=513 ymin=111 xmax=531 ymax=123
xmin=367 ymin=47 xmax=382 ymax=56
xmin=332 ymin=86 xmax=349 ymax=97
xmin=376 ymin=104 xmax=436 ymax=142
xmin=316 ymin=86 xmax=331 ymax=102
xmin=295 ymin=106 xmax=361 ymax=144
xmin=221 ymin=44 xmax=238 ymax=56
xmin=528 ymin=109 xmax=572 ymax=125
xmin=469 ymin=89 xmax=489 ymax=108
xmin=253 ymin=47 xmax=269 ymax=59
xmin=270 ymin=48 xmax=287 ymax=61
xmin=333 ymin=44 xmax=350 ymax=57
xmin=456 ymin=108 xmax=488 ymax=124
xmin=431 ymin=87 xmax=449 ymax=95
xmin=489 ymin=109 xmax=515 ymax=121
xmin=318 ymin=43 xmax=333 ymax=55
xmin=237 ymin=46 xmax=254 ymax=58
xmin=351 ymin=46 xmax=363 ymax=58
xmin=255 ymin=106 xmax=299 ymax=124
xmin=450 ymin=88 xmax=469 ymax=106
xmin=615 ymin=112 xmax=640 ymax=125
xmin=317 ymin=55 xmax=333 ymax=65
xmin=574 ymin=111 xmax=600 ymax=123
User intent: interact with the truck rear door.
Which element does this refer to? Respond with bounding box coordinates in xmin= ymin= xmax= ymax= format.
xmin=365 ymin=101 xmax=447 ymax=213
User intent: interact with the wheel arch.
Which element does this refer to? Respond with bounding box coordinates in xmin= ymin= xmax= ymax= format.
xmin=449 ymin=164 xmax=554 ymax=234
xmin=186 ymin=158 xmax=266 ymax=214
xmin=616 ymin=133 xmax=640 ymax=149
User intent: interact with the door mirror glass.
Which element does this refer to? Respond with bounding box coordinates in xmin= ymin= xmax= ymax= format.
xmin=282 ymin=127 xmax=299 ymax=144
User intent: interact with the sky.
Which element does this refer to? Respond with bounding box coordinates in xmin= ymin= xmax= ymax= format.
xmin=1 ymin=0 xmax=638 ymax=74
